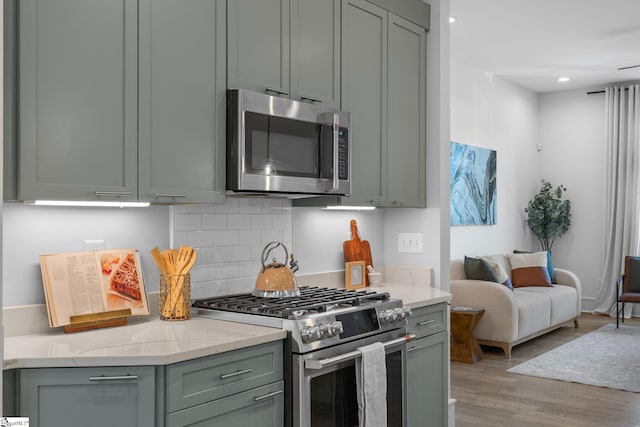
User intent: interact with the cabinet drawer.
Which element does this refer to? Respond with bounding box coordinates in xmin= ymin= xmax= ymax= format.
xmin=19 ymin=366 xmax=156 ymax=427
xmin=167 ymin=381 xmax=284 ymax=427
xmin=166 ymin=341 xmax=283 ymax=412
xmin=407 ymin=303 xmax=446 ymax=338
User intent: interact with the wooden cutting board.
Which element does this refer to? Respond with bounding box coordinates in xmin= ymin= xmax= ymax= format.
xmin=343 ymin=219 xmax=373 ymax=286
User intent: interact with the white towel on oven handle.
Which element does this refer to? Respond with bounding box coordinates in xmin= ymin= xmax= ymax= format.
xmin=355 ymin=341 xmax=387 ymax=427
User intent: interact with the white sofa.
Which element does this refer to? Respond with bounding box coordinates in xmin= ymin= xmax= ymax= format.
xmin=450 ymin=254 xmax=582 ymax=358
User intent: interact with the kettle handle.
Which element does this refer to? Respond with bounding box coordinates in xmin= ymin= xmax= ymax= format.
xmin=261 ymin=241 xmax=289 ymax=269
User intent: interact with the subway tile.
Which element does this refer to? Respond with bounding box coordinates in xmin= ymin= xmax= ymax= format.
xmin=174 ymin=213 xmax=202 ymax=231
xmin=188 ymin=204 xmax=216 ymax=214
xmin=238 ymin=198 xmax=263 ymax=214
xmin=214 ymin=230 xmax=239 ymax=246
xmin=238 ymin=230 xmax=261 ymax=246
xmin=214 ymin=198 xmax=239 ymax=213
xmin=189 ymin=230 xmax=215 ymax=247
xmin=202 ymin=213 xmax=227 ymax=230
xmin=228 ymin=214 xmax=251 ymax=229
xmin=250 ymin=214 xmax=272 ymax=229
xmin=227 ymin=245 xmax=252 ymax=262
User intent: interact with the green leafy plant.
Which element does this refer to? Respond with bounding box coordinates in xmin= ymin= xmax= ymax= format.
xmin=525 ymin=180 xmax=571 ymax=251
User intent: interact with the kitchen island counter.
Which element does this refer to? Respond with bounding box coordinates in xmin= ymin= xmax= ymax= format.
xmin=4 ymin=315 xmax=286 ymax=369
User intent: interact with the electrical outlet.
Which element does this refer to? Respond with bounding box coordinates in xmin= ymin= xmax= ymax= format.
xmin=83 ymin=239 xmax=105 ymax=251
xmin=398 ymin=233 xmax=423 ymax=253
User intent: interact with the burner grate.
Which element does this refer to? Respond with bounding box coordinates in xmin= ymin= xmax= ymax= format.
xmin=192 ymin=286 xmax=390 ymax=319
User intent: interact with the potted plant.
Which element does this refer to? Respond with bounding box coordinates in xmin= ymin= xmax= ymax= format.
xmin=525 ymin=180 xmax=571 ymax=251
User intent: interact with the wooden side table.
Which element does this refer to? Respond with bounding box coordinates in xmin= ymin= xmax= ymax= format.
xmin=450 ymin=307 xmax=485 ymax=363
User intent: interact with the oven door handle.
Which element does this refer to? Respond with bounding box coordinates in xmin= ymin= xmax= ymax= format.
xmin=304 ymin=334 xmax=416 ymax=370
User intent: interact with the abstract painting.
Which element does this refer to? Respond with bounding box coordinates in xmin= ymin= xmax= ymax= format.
xmin=450 ymin=142 xmax=497 ymax=225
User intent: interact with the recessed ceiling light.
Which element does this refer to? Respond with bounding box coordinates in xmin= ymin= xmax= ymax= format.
xmin=449 ymin=16 xmax=457 ymax=24
xmin=557 ymin=77 xmax=570 ymax=83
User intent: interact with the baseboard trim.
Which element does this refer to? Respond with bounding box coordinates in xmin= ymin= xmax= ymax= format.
xmin=448 ymin=398 xmax=456 ymax=427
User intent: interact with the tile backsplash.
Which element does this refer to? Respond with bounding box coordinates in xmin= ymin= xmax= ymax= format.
xmin=173 ymin=198 xmax=293 ymax=299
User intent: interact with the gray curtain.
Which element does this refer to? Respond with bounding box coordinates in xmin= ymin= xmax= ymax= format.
xmin=593 ymin=84 xmax=640 ymax=317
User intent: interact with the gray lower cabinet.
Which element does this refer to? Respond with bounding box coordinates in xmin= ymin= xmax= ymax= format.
xmin=167 ymin=381 xmax=285 ymax=426
xmin=165 ymin=341 xmax=284 ymax=426
xmin=227 ymin=0 xmax=340 ymax=108
xmin=406 ymin=303 xmax=449 ymax=427
xmin=19 ymin=366 xmax=156 ymax=427
xmin=13 ymin=341 xmax=284 ymax=426
xmin=5 ymin=0 xmax=226 ymax=204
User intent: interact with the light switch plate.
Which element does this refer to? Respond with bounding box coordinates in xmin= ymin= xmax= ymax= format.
xmin=398 ymin=233 xmax=423 ymax=253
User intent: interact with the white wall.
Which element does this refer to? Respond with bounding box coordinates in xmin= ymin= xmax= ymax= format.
xmin=449 ymin=60 xmax=540 ymax=259
xmin=2 ymin=203 xmax=170 ymax=306
xmin=538 ymin=87 xmax=606 ymax=310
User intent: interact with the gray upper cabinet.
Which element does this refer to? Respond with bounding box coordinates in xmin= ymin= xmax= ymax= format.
xmin=296 ymin=0 xmax=427 ymax=208
xmin=138 ymin=0 xmax=226 ymax=204
xmin=341 ymin=0 xmax=388 ymax=205
xmin=15 ymin=0 xmax=139 ymax=202
xmin=227 ymin=0 xmax=340 ymax=107
xmin=290 ymin=0 xmax=341 ymax=107
xmin=6 ymin=0 xmax=226 ymax=204
xmin=227 ymin=0 xmax=290 ymax=96
xmin=386 ymin=13 xmax=426 ymax=208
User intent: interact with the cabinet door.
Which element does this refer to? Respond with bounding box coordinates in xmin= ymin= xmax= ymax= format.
xmin=20 ymin=366 xmax=156 ymax=427
xmin=18 ymin=0 xmax=138 ymax=201
xmin=341 ymin=0 xmax=387 ymax=205
xmin=387 ymin=14 xmax=426 ymax=208
xmin=167 ymin=381 xmax=284 ymax=427
xmin=138 ymin=0 xmax=226 ymax=204
xmin=227 ymin=0 xmax=290 ymax=96
xmin=406 ymin=331 xmax=449 ymax=427
xmin=290 ymin=0 xmax=341 ymax=108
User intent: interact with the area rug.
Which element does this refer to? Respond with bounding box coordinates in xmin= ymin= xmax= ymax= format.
xmin=507 ymin=324 xmax=640 ymax=392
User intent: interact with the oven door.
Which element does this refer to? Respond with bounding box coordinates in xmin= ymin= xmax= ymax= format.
xmin=291 ymin=330 xmax=411 ymax=427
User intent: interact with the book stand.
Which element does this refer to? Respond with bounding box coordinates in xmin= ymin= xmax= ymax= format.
xmin=63 ymin=308 xmax=132 ymax=333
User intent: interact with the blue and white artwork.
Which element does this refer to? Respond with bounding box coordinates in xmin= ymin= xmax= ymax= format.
xmin=450 ymin=142 xmax=497 ymax=225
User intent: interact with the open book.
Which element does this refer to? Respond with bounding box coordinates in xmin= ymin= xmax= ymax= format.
xmin=40 ymin=248 xmax=150 ymax=327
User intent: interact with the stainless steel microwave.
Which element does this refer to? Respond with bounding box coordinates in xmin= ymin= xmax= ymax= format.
xmin=226 ymin=89 xmax=351 ymax=196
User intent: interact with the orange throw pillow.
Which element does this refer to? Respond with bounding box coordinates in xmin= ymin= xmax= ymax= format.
xmin=507 ymin=251 xmax=552 ymax=287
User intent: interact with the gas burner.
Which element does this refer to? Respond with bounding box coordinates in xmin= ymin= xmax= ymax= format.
xmin=192 ymin=286 xmax=391 ymax=319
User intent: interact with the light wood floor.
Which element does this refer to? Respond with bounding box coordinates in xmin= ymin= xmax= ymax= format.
xmin=451 ymin=313 xmax=640 ymax=427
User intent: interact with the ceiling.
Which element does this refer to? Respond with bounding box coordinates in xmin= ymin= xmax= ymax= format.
xmin=449 ymin=0 xmax=640 ymax=93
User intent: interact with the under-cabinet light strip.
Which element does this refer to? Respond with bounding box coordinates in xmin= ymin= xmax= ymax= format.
xmin=25 ymin=200 xmax=150 ymax=208
xmin=322 ymin=206 xmax=376 ymax=211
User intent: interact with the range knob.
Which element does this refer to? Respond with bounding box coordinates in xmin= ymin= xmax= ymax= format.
xmin=378 ymin=309 xmax=396 ymax=325
xmin=300 ymin=321 xmax=343 ymax=343
xmin=300 ymin=325 xmax=322 ymax=343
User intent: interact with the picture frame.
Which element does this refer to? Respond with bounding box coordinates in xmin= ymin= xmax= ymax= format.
xmin=345 ymin=261 xmax=366 ymax=290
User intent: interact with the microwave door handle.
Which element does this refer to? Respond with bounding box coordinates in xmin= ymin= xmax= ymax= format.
xmin=332 ymin=113 xmax=339 ymax=190
xmin=304 ymin=334 xmax=416 ymax=370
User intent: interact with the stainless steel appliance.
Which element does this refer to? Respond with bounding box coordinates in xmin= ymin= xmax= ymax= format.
xmin=226 ymin=89 xmax=351 ymax=196
xmin=193 ymin=287 xmax=413 ymax=427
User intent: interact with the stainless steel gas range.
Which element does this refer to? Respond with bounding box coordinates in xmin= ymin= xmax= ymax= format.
xmin=193 ymin=286 xmax=414 ymax=427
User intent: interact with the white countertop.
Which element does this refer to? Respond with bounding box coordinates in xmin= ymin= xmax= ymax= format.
xmin=4 ymin=316 xmax=286 ymax=369
xmin=4 ymin=279 xmax=450 ymax=369
xmin=371 ymin=283 xmax=451 ymax=309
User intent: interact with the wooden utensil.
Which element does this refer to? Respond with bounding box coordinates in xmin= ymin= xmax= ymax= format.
xmin=343 ymin=219 xmax=373 ymax=286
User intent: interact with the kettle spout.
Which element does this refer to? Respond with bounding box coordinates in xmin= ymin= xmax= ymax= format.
xmin=289 ymin=254 xmax=299 ymax=273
